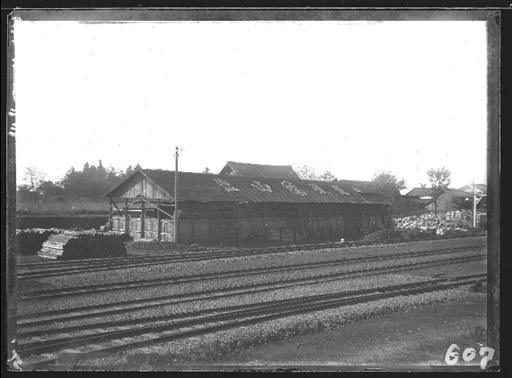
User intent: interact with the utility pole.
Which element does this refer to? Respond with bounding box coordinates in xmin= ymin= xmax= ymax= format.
xmin=174 ymin=146 xmax=179 ymax=244
xmin=472 ymin=180 xmax=477 ymax=228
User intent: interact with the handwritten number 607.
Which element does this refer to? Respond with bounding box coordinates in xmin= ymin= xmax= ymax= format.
xmin=444 ymin=344 xmax=495 ymax=369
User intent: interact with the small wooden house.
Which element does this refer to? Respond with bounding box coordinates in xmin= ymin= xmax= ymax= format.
xmin=105 ymin=166 xmax=392 ymax=245
xmin=405 ymin=187 xmax=484 ymax=212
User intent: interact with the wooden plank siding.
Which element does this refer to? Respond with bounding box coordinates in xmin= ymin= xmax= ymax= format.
xmin=113 ymin=173 xmax=172 ymax=201
xmin=113 ymin=202 xmax=390 ymax=245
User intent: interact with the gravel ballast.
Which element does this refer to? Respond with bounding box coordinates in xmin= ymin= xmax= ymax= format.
xmin=18 ymin=248 xmax=484 ymax=315
xmin=70 ymin=286 xmax=481 ymax=369
xmin=16 ymin=237 xmax=488 ymax=370
xmin=20 ymin=236 xmax=485 ymax=291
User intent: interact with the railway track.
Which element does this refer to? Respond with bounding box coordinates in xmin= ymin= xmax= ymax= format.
xmin=19 ymin=272 xmax=486 ymax=369
xmin=20 ymin=243 xmax=485 ymax=300
xmin=17 ymin=233 xmax=485 ymax=279
xmin=18 ymin=249 xmax=485 ymax=327
xmin=17 ymin=254 xmax=485 ymax=333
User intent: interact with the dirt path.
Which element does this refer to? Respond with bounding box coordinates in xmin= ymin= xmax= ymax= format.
xmin=216 ymin=292 xmax=489 ymax=370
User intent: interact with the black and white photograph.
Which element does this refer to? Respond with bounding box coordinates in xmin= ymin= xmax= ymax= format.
xmin=4 ymin=7 xmax=501 ymax=372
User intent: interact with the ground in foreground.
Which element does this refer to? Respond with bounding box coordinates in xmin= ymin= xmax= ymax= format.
xmin=215 ymin=292 xmax=488 ymax=370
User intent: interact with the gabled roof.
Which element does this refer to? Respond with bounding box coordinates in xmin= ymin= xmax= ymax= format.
xmin=447 ymin=189 xmax=473 ymax=198
xmin=106 ymin=168 xmax=390 ymax=205
xmin=405 ymin=188 xmax=433 ymax=197
xmin=460 ymin=184 xmax=487 ymax=194
xmin=405 ymin=187 xmax=472 ymax=199
xmin=336 ymin=179 xmax=380 ymax=194
xmin=219 ymin=161 xmax=299 ymax=179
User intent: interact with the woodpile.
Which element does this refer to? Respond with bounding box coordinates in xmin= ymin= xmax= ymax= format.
xmin=16 ymin=228 xmax=60 ymax=255
xmin=38 ymin=230 xmax=128 ymax=260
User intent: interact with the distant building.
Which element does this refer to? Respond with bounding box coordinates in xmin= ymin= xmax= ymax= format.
xmin=460 ymin=183 xmax=487 ymax=210
xmin=404 ymin=186 xmax=486 ymax=212
xmin=460 ymin=183 xmax=487 ymax=195
xmin=219 ymin=161 xmax=300 ymax=179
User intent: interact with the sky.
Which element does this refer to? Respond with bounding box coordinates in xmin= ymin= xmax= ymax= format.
xmin=13 ymin=20 xmax=488 ymax=190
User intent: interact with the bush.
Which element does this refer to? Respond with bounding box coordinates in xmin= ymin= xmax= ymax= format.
xmin=361 ymin=230 xmax=404 ymax=242
xmin=393 ymin=210 xmax=473 ymax=235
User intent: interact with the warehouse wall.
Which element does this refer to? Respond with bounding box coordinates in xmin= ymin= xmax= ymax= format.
xmin=111 ymin=202 xmax=391 ymax=245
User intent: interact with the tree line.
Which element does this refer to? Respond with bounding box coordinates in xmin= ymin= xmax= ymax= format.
xmin=18 ymin=160 xmax=451 ymax=212
xmin=17 ymin=161 xmax=141 ymax=202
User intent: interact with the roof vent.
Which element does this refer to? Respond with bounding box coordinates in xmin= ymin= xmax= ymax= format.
xmin=251 ymin=180 xmax=273 ymax=193
xmin=281 ymin=181 xmax=307 ymax=196
xmin=213 ymin=178 xmax=240 ymax=192
xmin=308 ymin=183 xmax=329 ymax=195
xmin=331 ymin=185 xmax=350 ymax=196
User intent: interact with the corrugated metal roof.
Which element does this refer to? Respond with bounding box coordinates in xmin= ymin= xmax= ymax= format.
xmin=335 ymin=179 xmax=380 ymax=194
xmin=106 ymin=169 xmax=389 ymax=205
xmin=220 ymin=161 xmax=300 ymax=179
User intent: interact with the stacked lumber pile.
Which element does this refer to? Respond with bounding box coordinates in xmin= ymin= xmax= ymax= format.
xmin=16 ymin=228 xmax=60 ymax=255
xmin=38 ymin=230 xmax=128 ymax=260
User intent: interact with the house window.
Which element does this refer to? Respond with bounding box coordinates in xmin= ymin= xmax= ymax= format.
xmin=213 ymin=178 xmax=240 ymax=192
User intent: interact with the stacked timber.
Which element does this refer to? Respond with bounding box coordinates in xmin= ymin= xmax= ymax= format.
xmin=38 ymin=230 xmax=128 ymax=260
xmin=16 ymin=228 xmax=60 ymax=255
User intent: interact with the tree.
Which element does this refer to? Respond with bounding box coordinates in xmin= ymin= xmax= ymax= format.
xmin=16 ymin=184 xmax=39 ymax=202
xmin=59 ymin=161 xmax=124 ymax=199
xmin=23 ymin=166 xmax=45 ymax=191
xmin=373 ymin=171 xmax=406 ymax=191
xmin=318 ymin=171 xmax=337 ymax=181
xmin=294 ymin=164 xmax=318 ymax=180
xmin=372 ymin=171 xmax=407 ymax=207
xmin=427 ymin=167 xmax=451 ymax=214
xmin=37 ymin=180 xmax=64 ymax=199
xmin=203 ymin=167 xmax=211 ymax=174
xmin=294 ymin=164 xmax=337 ymax=181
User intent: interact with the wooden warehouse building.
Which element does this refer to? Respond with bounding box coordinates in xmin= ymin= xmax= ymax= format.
xmin=105 ymin=162 xmax=392 ymax=245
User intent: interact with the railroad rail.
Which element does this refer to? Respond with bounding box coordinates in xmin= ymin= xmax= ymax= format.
xmin=17 ymin=254 xmax=485 ymax=333
xmin=17 ymin=233 xmax=486 ymax=279
xmin=20 ymin=243 xmax=484 ymax=300
xmin=19 ymin=273 xmax=486 ymax=369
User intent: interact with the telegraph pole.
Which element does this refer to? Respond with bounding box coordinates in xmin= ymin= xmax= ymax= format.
xmin=472 ymin=180 xmax=477 ymax=228
xmin=174 ymin=146 xmax=179 ymax=244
